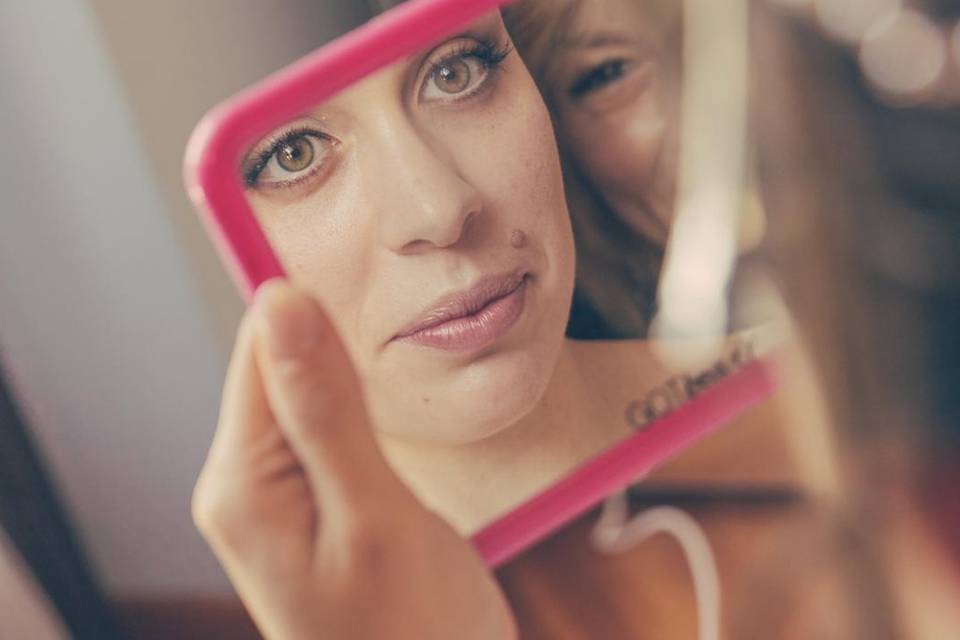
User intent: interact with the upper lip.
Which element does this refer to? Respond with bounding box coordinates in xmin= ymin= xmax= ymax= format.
xmin=393 ymin=270 xmax=527 ymax=339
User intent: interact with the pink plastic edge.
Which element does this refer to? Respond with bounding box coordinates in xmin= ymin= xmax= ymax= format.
xmin=182 ymin=0 xmax=781 ymax=569
xmin=184 ymin=0 xmax=513 ymax=302
xmin=476 ymin=358 xmax=780 ymax=568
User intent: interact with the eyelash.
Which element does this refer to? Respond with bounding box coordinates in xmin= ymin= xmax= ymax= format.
xmin=243 ymin=126 xmax=327 ymax=188
xmin=569 ymin=58 xmax=631 ymax=99
xmin=243 ymin=37 xmax=513 ymax=188
xmin=427 ymin=37 xmax=513 ymax=93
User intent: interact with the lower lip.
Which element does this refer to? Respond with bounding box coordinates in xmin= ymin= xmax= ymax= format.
xmin=395 ymin=278 xmax=529 ymax=352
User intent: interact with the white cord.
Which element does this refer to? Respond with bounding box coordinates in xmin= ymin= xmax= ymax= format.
xmin=651 ymin=0 xmax=750 ymax=365
xmin=591 ymin=493 xmax=721 ymax=640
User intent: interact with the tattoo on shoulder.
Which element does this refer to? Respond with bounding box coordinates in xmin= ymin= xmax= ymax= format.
xmin=624 ymin=337 xmax=756 ymax=430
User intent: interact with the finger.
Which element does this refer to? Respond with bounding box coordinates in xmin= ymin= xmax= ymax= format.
xmin=193 ymin=312 xmax=284 ymax=544
xmin=250 ymin=279 xmax=406 ymax=522
xmin=204 ymin=314 xmax=274 ymax=471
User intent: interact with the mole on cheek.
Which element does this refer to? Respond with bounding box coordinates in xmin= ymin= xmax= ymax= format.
xmin=510 ymin=229 xmax=528 ymax=248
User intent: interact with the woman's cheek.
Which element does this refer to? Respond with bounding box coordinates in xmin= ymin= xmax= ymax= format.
xmin=517 ymin=98 xmax=573 ymax=264
xmin=478 ymin=74 xmax=574 ymax=295
xmin=268 ymin=189 xmax=379 ymax=363
xmin=572 ymin=101 xmax=667 ymax=199
xmin=469 ymin=72 xmax=568 ymax=229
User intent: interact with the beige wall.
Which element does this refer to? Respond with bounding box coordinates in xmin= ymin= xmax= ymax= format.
xmin=0 ymin=0 xmax=369 ymax=597
xmin=86 ymin=1 xmax=370 ymax=351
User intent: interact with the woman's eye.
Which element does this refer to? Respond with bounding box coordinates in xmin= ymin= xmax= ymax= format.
xmin=276 ymin=136 xmax=314 ymax=172
xmin=435 ymin=58 xmax=473 ymax=94
xmin=252 ymin=132 xmax=333 ymax=189
xmin=570 ymin=59 xmax=631 ymax=98
xmin=422 ymin=54 xmax=490 ymax=102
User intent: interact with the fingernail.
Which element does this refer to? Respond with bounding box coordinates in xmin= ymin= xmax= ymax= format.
xmin=253 ymin=280 xmax=320 ymax=358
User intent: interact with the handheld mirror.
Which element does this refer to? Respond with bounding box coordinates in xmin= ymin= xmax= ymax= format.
xmin=184 ymin=0 xmax=782 ymax=568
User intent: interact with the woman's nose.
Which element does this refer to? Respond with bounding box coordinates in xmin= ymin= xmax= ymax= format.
xmin=364 ymin=115 xmax=483 ymax=254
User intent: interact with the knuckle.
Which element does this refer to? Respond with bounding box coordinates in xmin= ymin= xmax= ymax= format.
xmin=190 ymin=476 xmax=222 ymax=534
xmin=190 ymin=473 xmax=248 ymax=544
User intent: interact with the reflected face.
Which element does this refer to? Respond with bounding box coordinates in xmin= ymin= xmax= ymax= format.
xmin=547 ymin=0 xmax=679 ymax=246
xmin=242 ymin=13 xmax=575 ymax=446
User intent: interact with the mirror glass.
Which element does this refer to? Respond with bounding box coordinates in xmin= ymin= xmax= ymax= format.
xmin=234 ymin=0 xmax=788 ymax=534
xmin=235 ymin=4 xmax=787 ymax=537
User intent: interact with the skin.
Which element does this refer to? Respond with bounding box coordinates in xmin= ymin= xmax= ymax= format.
xmin=235 ymin=11 xmax=779 ymax=535
xmin=193 ymin=9 xmax=804 ymax=638
xmin=192 ymin=282 xmax=517 ymax=640
xmin=544 ymin=0 xmax=681 ymax=247
xmin=246 ymin=13 xmax=576 ymax=450
xmin=194 ymin=7 xmax=960 ymax=638
xmin=193 ymin=284 xmax=800 ymax=640
xmin=239 ymin=13 xmax=652 ymax=533
xmin=191 ymin=11 xmax=809 ymax=635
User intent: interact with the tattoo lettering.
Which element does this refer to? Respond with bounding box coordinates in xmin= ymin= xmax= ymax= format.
xmin=625 ymin=337 xmax=756 ymax=430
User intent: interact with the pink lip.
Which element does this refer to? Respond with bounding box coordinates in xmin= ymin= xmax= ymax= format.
xmin=393 ymin=271 xmax=530 ymax=352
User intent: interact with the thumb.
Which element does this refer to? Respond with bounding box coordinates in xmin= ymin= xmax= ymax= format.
xmin=251 ymin=279 xmax=408 ymax=526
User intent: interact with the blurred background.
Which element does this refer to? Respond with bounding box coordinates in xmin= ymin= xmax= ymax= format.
xmin=0 ymin=1 xmax=370 ymax=637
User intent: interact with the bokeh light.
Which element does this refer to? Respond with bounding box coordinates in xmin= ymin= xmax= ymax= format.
xmin=814 ymin=0 xmax=902 ymax=44
xmin=859 ymin=9 xmax=947 ymax=102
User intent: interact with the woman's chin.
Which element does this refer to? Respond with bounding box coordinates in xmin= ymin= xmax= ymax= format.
xmin=373 ymin=349 xmax=555 ymax=447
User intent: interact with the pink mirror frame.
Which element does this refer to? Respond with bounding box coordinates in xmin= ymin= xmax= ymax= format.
xmin=183 ymin=0 xmax=780 ymax=568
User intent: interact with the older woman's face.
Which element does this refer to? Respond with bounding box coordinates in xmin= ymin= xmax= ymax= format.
xmin=242 ymin=13 xmax=575 ymax=446
xmin=548 ymin=0 xmax=680 ymax=247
